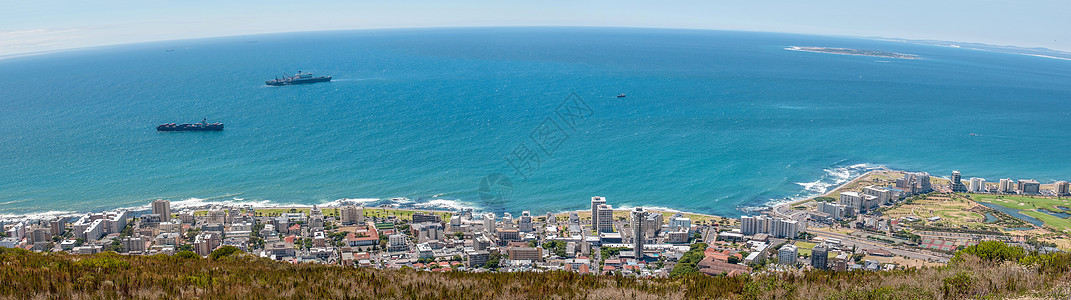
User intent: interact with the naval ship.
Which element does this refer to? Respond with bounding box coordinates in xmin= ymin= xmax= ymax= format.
xmin=265 ymin=71 xmax=332 ymax=86
xmin=157 ymin=118 xmax=224 ymax=131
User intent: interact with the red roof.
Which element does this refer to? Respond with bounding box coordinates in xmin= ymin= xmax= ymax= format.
xmin=345 ymin=227 xmax=379 ymax=242
xmin=705 ymin=248 xmax=741 ymax=262
xmin=578 ymin=264 xmax=590 ymax=274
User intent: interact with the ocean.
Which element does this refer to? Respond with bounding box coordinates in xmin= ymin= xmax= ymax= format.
xmin=2 ymin=27 xmax=1070 ymax=219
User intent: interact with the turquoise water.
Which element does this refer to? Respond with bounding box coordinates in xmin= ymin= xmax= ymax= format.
xmin=2 ymin=27 xmax=1070 ymax=219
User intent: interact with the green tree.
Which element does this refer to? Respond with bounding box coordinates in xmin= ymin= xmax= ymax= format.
xmin=852 ymin=253 xmax=865 ymax=263
xmin=185 ymin=228 xmax=201 ymax=240
xmin=727 ymin=255 xmax=741 ymax=264
xmin=542 ymin=241 xmax=568 ymax=257
xmin=209 ymin=246 xmax=243 ymax=260
xmin=600 ymin=246 xmax=630 ymax=259
xmin=484 ymin=252 xmax=502 ymax=269
xmin=953 ymin=241 xmax=1025 ymax=263
xmin=174 ymin=250 xmax=199 ymax=259
xmin=670 ymin=243 xmax=707 ymax=277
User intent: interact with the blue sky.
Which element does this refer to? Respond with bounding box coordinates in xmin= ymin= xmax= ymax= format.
xmin=1 ymin=0 xmax=1068 ymax=56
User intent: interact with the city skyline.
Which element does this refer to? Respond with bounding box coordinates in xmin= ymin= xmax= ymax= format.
xmin=2 ymin=0 xmax=1069 ymax=57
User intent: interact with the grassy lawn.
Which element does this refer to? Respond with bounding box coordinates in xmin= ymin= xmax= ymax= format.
xmin=964 ymin=193 xmax=1071 ymax=233
xmin=964 ymin=193 xmax=1071 ymax=212
xmin=883 ymin=194 xmax=1008 ymax=233
xmin=934 ymin=209 xmax=984 ymax=222
xmin=254 ymin=208 xmax=309 ymax=216
xmin=241 ymin=207 xmax=448 ymax=220
xmin=885 ymin=196 xmax=981 ymax=224
xmin=362 ymin=208 xmax=451 ymax=221
xmin=1022 ymin=210 xmax=1071 ymax=233
xmin=795 ymin=241 xmax=817 ymax=256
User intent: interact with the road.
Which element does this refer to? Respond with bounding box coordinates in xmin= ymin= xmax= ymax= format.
xmin=806 ymin=229 xmax=950 ymax=263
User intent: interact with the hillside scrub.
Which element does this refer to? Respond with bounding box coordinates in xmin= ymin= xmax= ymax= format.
xmin=0 ymin=242 xmax=1068 ymax=299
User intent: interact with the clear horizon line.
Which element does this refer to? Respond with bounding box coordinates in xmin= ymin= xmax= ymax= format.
xmin=2 ymin=25 xmax=1069 ymax=60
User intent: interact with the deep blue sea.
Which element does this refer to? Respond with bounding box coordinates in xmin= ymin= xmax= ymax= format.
xmin=2 ymin=27 xmax=1070 ymax=219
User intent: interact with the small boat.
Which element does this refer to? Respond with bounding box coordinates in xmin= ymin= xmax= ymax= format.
xmin=616 ymin=93 xmax=627 ymax=98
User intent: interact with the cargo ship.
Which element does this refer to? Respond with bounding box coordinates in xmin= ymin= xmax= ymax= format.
xmin=157 ymin=118 xmax=224 ymax=131
xmin=265 ymin=71 xmax=331 ymax=86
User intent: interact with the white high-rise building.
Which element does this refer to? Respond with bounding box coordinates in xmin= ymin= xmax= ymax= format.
xmin=741 ymin=215 xmax=765 ymax=235
xmin=630 ymin=208 xmax=646 ymax=258
xmin=778 ymin=244 xmax=799 ymax=265
xmin=895 ymin=172 xmax=932 ymax=195
xmin=519 ymin=211 xmax=533 ymax=232
xmin=643 ymin=213 xmax=663 ymax=238
xmin=5 ymin=222 xmax=25 ymax=240
xmin=591 ymin=196 xmax=606 ymax=232
xmin=839 ymin=192 xmax=874 ymax=212
xmin=741 ymin=215 xmax=798 ymax=239
xmin=340 ymin=205 xmax=364 ymax=225
xmin=670 ymin=213 xmax=691 ymax=231
xmin=501 ymin=213 xmax=514 ymax=230
xmin=999 ymin=178 xmax=1015 ymax=193
xmin=388 ymin=234 xmax=408 ymax=252
xmin=482 ymin=212 xmax=496 ymax=233
xmin=861 ymin=186 xmax=893 ymax=206
xmin=449 ymin=215 xmax=462 ymax=230
xmin=596 ymin=204 xmax=614 ymax=233
xmin=771 ymin=218 xmax=799 ymax=239
xmin=151 ymin=200 xmax=171 ymax=222
xmin=969 ymin=177 xmax=986 ymax=193
xmin=1055 ymin=181 xmax=1070 ymax=197
xmin=817 ymin=202 xmax=849 ymax=220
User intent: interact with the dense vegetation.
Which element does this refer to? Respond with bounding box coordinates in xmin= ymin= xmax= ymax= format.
xmin=542 ymin=241 xmax=569 ymax=257
xmin=669 ymin=242 xmax=707 ymax=278
xmin=0 ymin=241 xmax=1068 ymax=299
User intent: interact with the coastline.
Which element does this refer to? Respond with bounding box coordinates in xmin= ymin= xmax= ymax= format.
xmin=0 ymin=167 xmax=888 ymax=223
xmin=773 ymin=167 xmax=892 ymax=211
xmin=554 ymin=207 xmax=733 ymax=224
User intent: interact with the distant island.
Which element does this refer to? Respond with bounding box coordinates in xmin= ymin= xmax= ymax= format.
xmin=787 ymin=46 xmax=920 ymax=59
xmin=871 ymin=37 xmax=1071 ymax=61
